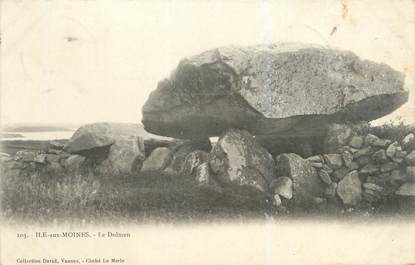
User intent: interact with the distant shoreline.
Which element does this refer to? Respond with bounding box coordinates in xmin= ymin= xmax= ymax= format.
xmin=0 ymin=133 xmax=24 ymax=138
xmin=2 ymin=126 xmax=73 ymax=132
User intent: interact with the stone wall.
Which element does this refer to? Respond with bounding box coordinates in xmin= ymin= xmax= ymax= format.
xmin=170 ymin=124 xmax=415 ymax=213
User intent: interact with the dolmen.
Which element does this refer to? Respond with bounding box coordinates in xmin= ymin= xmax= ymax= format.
xmin=140 ymin=42 xmax=412 ymax=210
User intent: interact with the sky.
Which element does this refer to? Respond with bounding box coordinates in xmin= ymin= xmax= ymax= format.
xmin=1 ymin=0 xmax=414 ymax=126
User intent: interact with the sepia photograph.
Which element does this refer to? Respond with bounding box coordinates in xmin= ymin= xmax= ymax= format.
xmin=1 ymin=0 xmax=414 ymax=264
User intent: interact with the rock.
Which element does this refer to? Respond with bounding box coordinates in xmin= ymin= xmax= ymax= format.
xmin=325 ymin=182 xmax=338 ymax=198
xmin=332 ymin=167 xmax=350 ymax=182
xmin=363 ymin=190 xmax=382 ymax=203
xmin=306 ymin=155 xmax=323 ymax=163
xmin=47 ymin=149 xmax=63 ymax=155
xmin=390 ymin=169 xmax=408 ymax=185
xmin=406 ymin=166 xmax=415 ymax=179
xmin=372 ymin=149 xmax=388 ymax=164
xmin=275 ymin=153 xmax=324 ymax=203
xmin=0 ymin=152 xmax=11 ymax=158
xmin=395 ymin=147 xmax=407 ymax=158
xmin=380 ymin=162 xmax=398 ymax=173
xmin=46 ymin=154 xmax=60 ymax=164
xmin=349 ymin=136 xmax=364 ymax=149
xmin=365 ymin=188 xmax=383 ymax=198
xmin=386 ymin=141 xmax=399 ymax=158
xmin=93 ymin=159 xmax=111 ymax=175
xmin=143 ymin=138 xmax=182 ymax=156
xmin=323 ymin=124 xmax=352 ymax=153
xmin=64 ymin=123 xmax=122 ymax=154
xmin=209 ymin=129 xmax=275 ymax=191
xmin=359 ymin=163 xmax=379 ymax=175
xmin=365 ymin=134 xmax=390 ymax=147
xmin=375 ymin=139 xmax=391 ymax=148
xmin=363 ymin=182 xmax=384 ymax=193
xmin=195 ymin=162 xmax=222 ymax=192
xmin=57 ymin=152 xmax=71 ymax=163
xmin=64 ymin=155 xmax=86 ymax=173
xmin=379 ymin=172 xmax=392 ymax=180
xmin=354 ymin=147 xmax=373 ymax=158
xmin=392 ymin=157 xmax=404 ymax=164
xmin=349 ymin=162 xmax=359 ymax=170
xmin=365 ymin=175 xmax=385 ymax=186
xmin=14 ymin=150 xmax=37 ymax=162
xmin=3 ymin=160 xmax=26 ymax=171
xmin=270 ymin=177 xmax=293 ymax=199
xmin=365 ymin=134 xmax=378 ymax=146
xmin=337 ymin=170 xmax=362 ymax=206
xmin=142 ymin=43 xmax=407 ymax=139
xmin=311 ymin=197 xmax=326 ymax=205
xmin=405 ymin=150 xmax=415 ymax=165
xmin=402 ymin=133 xmax=415 ymax=150
xmin=34 ymin=154 xmax=47 ymax=164
xmin=311 ymin=162 xmax=323 ymax=168
xmin=180 ymin=150 xmax=210 ymax=175
xmin=356 ymin=156 xmax=370 ymax=168
xmin=165 ymin=139 xmax=211 ymax=172
xmin=0 ymin=152 xmax=12 ymax=162
xmin=396 ymin=182 xmax=415 ymax=196
xmin=97 ymin=137 xmax=145 ymax=175
xmin=141 ymin=147 xmax=172 ymax=172
xmin=342 ymin=151 xmax=353 ymax=168
xmin=348 ymin=147 xmax=359 ymax=154
xmin=323 ymin=154 xmax=343 ymax=170
xmin=318 ymin=170 xmax=332 ymax=185
xmin=273 ymin=194 xmax=283 ymax=207
xmin=49 ymin=141 xmax=65 ymax=150
xmin=322 ymin=164 xmax=334 ymax=174
xmin=64 ymin=122 xmax=171 ymax=155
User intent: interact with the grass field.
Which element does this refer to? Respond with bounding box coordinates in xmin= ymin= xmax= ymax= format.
xmin=0 ymin=162 xmax=271 ymax=225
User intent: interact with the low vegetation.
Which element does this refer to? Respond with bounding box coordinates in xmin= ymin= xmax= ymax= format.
xmin=0 ymin=164 xmax=269 ymax=225
xmin=358 ymin=120 xmax=415 ymax=151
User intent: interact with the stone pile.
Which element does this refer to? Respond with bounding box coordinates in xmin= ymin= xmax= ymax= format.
xmin=305 ymin=125 xmax=415 ymax=207
xmin=3 ymin=123 xmax=180 ymax=178
xmin=6 ymin=142 xmax=81 ymax=176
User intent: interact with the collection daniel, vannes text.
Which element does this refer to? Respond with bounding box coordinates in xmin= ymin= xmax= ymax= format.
xmin=16 ymin=257 xmax=125 ymax=264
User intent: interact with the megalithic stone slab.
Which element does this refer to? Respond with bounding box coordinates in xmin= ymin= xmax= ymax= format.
xmin=142 ymin=43 xmax=407 ymax=139
xmin=209 ymin=128 xmax=276 ymax=192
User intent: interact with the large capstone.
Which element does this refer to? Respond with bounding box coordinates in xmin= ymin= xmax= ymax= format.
xmin=142 ymin=43 xmax=407 ymax=139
